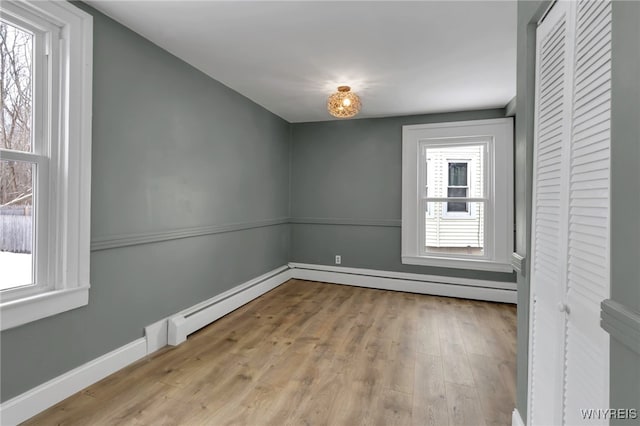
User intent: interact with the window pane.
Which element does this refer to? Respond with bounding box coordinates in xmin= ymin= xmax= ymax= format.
xmin=448 ymin=163 xmax=467 ymax=186
xmin=1 ymin=160 xmax=34 ymax=289
xmin=1 ymin=21 xmax=33 ymax=152
xmin=425 ymin=202 xmax=484 ymax=256
xmin=447 ymin=187 xmax=468 ymax=212
xmin=447 ymin=187 xmax=467 ymax=198
xmin=447 ymin=201 xmax=468 ymax=212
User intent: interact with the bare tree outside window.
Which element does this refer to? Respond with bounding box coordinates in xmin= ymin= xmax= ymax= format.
xmin=1 ymin=21 xmax=35 ymax=289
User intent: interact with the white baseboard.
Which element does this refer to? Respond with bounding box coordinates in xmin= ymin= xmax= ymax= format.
xmin=167 ymin=266 xmax=292 ymax=345
xmin=0 ymin=338 xmax=147 ymax=426
xmin=144 ymin=318 xmax=169 ymax=354
xmin=289 ymin=263 xmax=516 ymax=303
xmin=513 ymin=408 xmax=525 ymax=426
xmin=0 ymin=265 xmax=292 ymax=425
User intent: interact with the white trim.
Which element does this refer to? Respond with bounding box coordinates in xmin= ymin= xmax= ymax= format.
xmin=402 ymin=117 xmax=514 ymax=273
xmin=403 ymin=117 xmax=514 ymax=132
xmin=512 ymin=409 xmax=525 ymax=426
xmin=0 ymin=338 xmax=147 ymax=426
xmin=290 ymin=263 xmax=516 ymax=290
xmin=511 ymin=252 xmax=526 ymax=275
xmin=289 ymin=263 xmax=516 ymax=304
xmin=167 ymin=266 xmax=292 ymax=345
xmin=401 ymin=255 xmax=513 ymax=273
xmin=0 ymin=0 xmax=93 ymax=326
xmin=0 ymin=285 xmax=89 ymax=330
xmin=144 ymin=319 xmax=169 ymax=355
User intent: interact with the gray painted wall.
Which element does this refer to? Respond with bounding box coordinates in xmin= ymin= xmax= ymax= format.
xmin=609 ymin=1 xmax=640 ymax=423
xmin=514 ymin=0 xmax=550 ymax=421
xmin=290 ymin=111 xmax=516 ymax=283
xmin=0 ymin=4 xmax=290 ymax=402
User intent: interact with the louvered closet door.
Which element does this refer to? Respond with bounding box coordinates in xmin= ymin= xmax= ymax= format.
xmin=530 ymin=1 xmax=612 ymax=424
xmin=529 ymin=2 xmax=574 ymax=424
xmin=563 ymin=0 xmax=611 ymax=424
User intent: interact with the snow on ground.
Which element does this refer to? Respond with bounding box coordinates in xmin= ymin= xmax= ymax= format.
xmin=0 ymin=251 xmax=32 ymax=290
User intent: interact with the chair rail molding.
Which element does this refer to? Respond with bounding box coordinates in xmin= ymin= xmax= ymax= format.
xmin=511 ymin=252 xmax=526 ymax=276
xmin=601 ymin=299 xmax=640 ymax=355
xmin=90 ymin=217 xmax=290 ymax=251
xmin=290 ymin=217 xmax=401 ymax=227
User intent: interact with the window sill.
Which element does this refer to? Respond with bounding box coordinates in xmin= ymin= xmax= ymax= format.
xmin=0 ymin=286 xmax=90 ymax=330
xmin=402 ymin=256 xmax=514 ymax=273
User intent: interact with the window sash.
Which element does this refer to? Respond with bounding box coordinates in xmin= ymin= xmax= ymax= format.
xmin=417 ymin=141 xmax=488 ymax=257
xmin=0 ymin=4 xmax=56 ymax=302
xmin=1 ymin=152 xmax=50 ymax=299
xmin=1 ymin=4 xmax=56 ymax=157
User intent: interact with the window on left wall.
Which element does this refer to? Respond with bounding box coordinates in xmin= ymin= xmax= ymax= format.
xmin=0 ymin=1 xmax=92 ymax=330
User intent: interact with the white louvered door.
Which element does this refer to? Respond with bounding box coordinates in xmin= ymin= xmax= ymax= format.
xmin=530 ymin=2 xmax=574 ymax=424
xmin=529 ymin=0 xmax=611 ymax=424
xmin=563 ymin=0 xmax=611 ymax=424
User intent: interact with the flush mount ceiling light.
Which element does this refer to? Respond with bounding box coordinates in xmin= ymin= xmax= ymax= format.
xmin=327 ymin=86 xmax=361 ymax=118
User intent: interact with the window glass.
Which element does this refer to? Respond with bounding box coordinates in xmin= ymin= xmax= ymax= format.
xmin=447 ymin=162 xmax=469 ymax=212
xmin=448 ymin=163 xmax=468 ymax=186
xmin=0 ymin=21 xmax=33 ymax=153
xmin=0 ymin=160 xmax=34 ymax=289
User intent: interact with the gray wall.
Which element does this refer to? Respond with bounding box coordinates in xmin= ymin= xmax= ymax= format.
xmin=609 ymin=1 xmax=640 ymax=423
xmin=514 ymin=0 xmax=550 ymax=422
xmin=290 ymin=111 xmax=516 ymax=283
xmin=0 ymin=4 xmax=290 ymax=402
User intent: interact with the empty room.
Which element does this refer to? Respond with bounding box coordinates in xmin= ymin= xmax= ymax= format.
xmin=0 ymin=1 xmax=638 ymax=425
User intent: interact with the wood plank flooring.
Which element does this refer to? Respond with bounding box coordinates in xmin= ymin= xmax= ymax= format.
xmin=24 ymin=279 xmax=517 ymax=426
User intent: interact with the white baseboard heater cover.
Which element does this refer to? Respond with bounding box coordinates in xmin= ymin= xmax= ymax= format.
xmin=167 ymin=266 xmax=291 ymax=346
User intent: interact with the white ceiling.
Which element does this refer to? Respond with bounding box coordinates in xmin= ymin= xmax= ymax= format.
xmin=87 ymin=1 xmax=517 ymax=123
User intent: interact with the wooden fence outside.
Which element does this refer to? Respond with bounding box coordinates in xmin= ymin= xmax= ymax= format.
xmin=0 ymin=207 xmax=32 ymax=253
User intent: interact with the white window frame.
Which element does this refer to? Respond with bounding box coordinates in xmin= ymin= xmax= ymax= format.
xmin=0 ymin=0 xmax=92 ymax=330
xmin=402 ymin=118 xmax=513 ymax=273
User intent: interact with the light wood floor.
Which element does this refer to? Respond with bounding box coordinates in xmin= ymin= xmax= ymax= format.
xmin=25 ymin=279 xmax=517 ymax=426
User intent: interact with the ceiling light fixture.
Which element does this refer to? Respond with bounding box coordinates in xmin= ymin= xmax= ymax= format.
xmin=327 ymin=86 xmax=361 ymax=118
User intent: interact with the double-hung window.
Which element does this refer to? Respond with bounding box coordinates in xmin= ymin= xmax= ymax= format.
xmin=0 ymin=1 xmax=92 ymax=330
xmin=402 ymin=118 xmax=513 ymax=272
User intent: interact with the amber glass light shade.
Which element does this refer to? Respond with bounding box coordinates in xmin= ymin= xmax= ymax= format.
xmin=327 ymin=85 xmax=361 ymax=118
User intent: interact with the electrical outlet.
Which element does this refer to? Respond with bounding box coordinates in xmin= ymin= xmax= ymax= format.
xmin=335 ymin=255 xmax=341 ymax=265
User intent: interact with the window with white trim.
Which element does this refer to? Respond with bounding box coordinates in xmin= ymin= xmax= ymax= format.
xmin=402 ymin=118 xmax=513 ymax=272
xmin=0 ymin=1 xmax=92 ymax=330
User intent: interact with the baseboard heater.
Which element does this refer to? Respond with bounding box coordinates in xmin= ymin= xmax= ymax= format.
xmin=288 ymin=263 xmax=517 ymax=304
xmin=167 ymin=265 xmax=291 ymax=346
